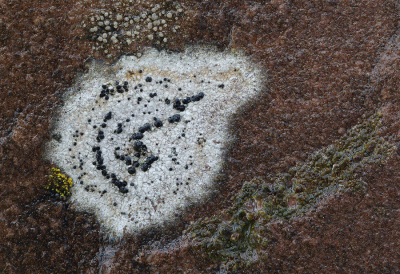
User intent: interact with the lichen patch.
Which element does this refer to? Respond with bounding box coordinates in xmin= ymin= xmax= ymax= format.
xmin=44 ymin=46 xmax=264 ymax=237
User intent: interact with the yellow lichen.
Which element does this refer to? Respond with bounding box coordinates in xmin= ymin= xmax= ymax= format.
xmin=46 ymin=167 xmax=73 ymax=197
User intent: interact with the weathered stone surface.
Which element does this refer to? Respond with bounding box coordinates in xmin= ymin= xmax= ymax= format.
xmin=1 ymin=0 xmax=400 ymax=272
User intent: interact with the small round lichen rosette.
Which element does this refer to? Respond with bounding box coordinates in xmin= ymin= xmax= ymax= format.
xmin=44 ymin=46 xmax=265 ymax=237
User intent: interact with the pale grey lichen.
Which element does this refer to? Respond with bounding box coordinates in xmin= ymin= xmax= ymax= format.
xmin=44 ymin=46 xmax=265 ymax=237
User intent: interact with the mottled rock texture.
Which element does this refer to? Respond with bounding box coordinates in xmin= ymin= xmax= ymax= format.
xmin=1 ymin=0 xmax=400 ymax=273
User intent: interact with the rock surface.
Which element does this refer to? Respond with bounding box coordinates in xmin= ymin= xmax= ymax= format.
xmin=1 ymin=0 xmax=400 ymax=273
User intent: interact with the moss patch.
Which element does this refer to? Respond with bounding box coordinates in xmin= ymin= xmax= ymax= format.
xmin=185 ymin=112 xmax=395 ymax=270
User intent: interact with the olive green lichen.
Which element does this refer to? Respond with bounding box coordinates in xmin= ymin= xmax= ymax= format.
xmin=45 ymin=167 xmax=73 ymax=198
xmin=185 ymin=112 xmax=395 ymax=270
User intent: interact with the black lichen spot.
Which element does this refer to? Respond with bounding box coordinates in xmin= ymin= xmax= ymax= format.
xmin=131 ymin=132 xmax=144 ymax=140
xmin=128 ymin=167 xmax=136 ymax=175
xmin=154 ymin=118 xmax=163 ymax=128
xmin=141 ymin=163 xmax=149 ymax=172
xmin=173 ymin=99 xmax=185 ymax=111
xmin=168 ymin=114 xmax=181 ymax=123
xmin=119 ymin=187 xmax=129 ymax=194
xmin=134 ymin=141 xmax=147 ymax=152
xmin=182 ymin=97 xmax=191 ymax=104
xmin=145 ymin=155 xmax=158 ymax=165
xmin=105 ymin=112 xmax=112 ymax=120
xmin=139 ymin=123 xmax=152 ymax=133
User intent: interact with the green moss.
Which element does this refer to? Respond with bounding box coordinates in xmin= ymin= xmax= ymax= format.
xmin=45 ymin=167 xmax=73 ymax=198
xmin=185 ymin=112 xmax=395 ymax=269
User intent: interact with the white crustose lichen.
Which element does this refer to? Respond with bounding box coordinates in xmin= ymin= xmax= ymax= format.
xmin=44 ymin=46 xmax=265 ymax=237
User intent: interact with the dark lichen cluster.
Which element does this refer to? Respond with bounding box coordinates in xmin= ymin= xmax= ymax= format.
xmin=185 ymin=112 xmax=395 ymax=270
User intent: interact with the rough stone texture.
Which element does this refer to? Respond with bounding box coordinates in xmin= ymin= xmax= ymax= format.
xmin=0 ymin=0 xmax=103 ymax=272
xmin=1 ymin=0 xmax=400 ymax=272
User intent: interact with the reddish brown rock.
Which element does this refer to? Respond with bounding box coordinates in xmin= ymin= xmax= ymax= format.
xmin=1 ymin=0 xmax=400 ymax=272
